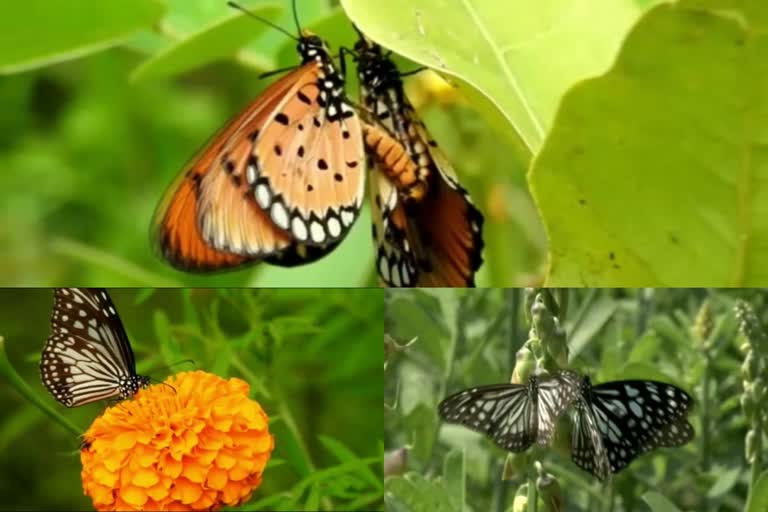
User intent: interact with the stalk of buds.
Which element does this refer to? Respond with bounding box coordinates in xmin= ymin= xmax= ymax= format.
xmin=734 ymin=299 xmax=766 ymax=504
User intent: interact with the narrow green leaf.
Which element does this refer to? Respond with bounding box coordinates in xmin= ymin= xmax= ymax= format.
xmin=318 ymin=435 xmax=382 ymax=490
xmin=0 ymin=0 xmax=163 ymax=74
xmin=131 ymin=4 xmax=282 ymax=82
xmin=706 ymin=466 xmax=741 ymax=499
xmin=641 ymin=491 xmax=682 ymax=512
xmin=442 ymin=449 xmax=465 ymax=512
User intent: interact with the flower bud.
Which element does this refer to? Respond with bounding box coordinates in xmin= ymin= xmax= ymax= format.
xmin=537 ymin=471 xmax=563 ymax=512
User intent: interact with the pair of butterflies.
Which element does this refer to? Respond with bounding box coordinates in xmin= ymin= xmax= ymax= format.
xmin=152 ymin=13 xmax=484 ymax=287
xmin=438 ymin=370 xmax=694 ymax=480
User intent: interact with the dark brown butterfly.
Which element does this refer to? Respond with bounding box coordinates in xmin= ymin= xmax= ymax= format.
xmin=354 ymin=33 xmax=484 ymax=287
xmin=153 ymin=3 xmax=365 ymax=272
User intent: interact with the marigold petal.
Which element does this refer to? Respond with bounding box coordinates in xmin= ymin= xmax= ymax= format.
xmin=190 ymin=490 xmax=217 ymax=510
xmin=132 ymin=468 xmax=159 ymax=488
xmin=181 ymin=458 xmax=207 ymax=483
xmin=114 ymin=431 xmax=138 ymax=451
xmin=170 ymin=477 xmax=203 ymax=504
xmin=228 ymin=465 xmax=250 ymax=481
xmin=120 ymin=485 xmax=148 ymax=507
xmin=206 ymin=466 xmax=228 ymax=490
xmin=212 ymin=415 xmax=233 ymax=431
xmin=146 ymin=481 xmax=169 ymax=502
xmin=88 ymin=483 xmax=115 ymax=506
xmin=222 ymin=480 xmax=246 ymax=505
xmin=92 ymin=464 xmax=118 ymax=487
xmin=194 ymin=448 xmax=217 ymax=466
xmin=215 ymin=451 xmax=237 ymax=470
xmin=159 ymin=455 xmax=183 ymax=478
xmin=103 ymin=450 xmax=128 ymax=472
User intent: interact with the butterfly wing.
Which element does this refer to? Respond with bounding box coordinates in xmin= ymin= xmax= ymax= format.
xmin=571 ymin=396 xmax=611 ymax=480
xmin=587 ymin=380 xmax=694 ymax=474
xmin=154 ymin=41 xmax=364 ymax=272
xmin=534 ymin=370 xmax=582 ymax=446
xmin=438 ymin=383 xmax=537 ymax=452
xmin=41 ymin=288 xmax=137 ymax=407
xmin=357 ymin=41 xmax=484 ymax=287
xmin=153 ymin=67 xmax=301 ymax=271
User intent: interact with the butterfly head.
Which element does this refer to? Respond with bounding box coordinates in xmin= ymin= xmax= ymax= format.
xmin=119 ymin=374 xmax=151 ymax=399
xmin=298 ymin=31 xmax=329 ymax=63
xmin=354 ymin=41 xmax=400 ymax=94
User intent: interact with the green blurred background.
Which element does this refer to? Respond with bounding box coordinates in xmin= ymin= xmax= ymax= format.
xmin=384 ymin=288 xmax=768 ymax=511
xmin=0 ymin=288 xmax=383 ymax=511
xmin=0 ymin=0 xmax=543 ymax=287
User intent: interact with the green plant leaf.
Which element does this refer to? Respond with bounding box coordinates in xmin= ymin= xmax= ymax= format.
xmin=642 ymin=491 xmax=683 ymax=512
xmin=442 ymin=450 xmax=465 ymax=512
xmin=748 ymin=470 xmax=768 ymax=512
xmin=0 ymin=0 xmax=163 ymax=74
xmin=340 ymin=0 xmax=661 ymax=153
xmin=706 ymin=466 xmax=741 ymax=499
xmin=529 ymin=2 xmax=768 ymax=286
xmin=131 ymin=4 xmax=282 ymax=82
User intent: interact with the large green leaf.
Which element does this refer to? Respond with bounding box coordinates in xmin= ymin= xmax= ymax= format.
xmin=0 ymin=0 xmax=163 ymax=74
xmin=340 ymin=0 xmax=660 ymax=154
xmin=530 ymin=2 xmax=768 ymax=286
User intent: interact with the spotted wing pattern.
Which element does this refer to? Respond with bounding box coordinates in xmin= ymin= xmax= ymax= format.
xmin=571 ymin=377 xmax=695 ymax=480
xmin=154 ymin=33 xmax=364 ymax=272
xmin=40 ymin=288 xmax=149 ymax=408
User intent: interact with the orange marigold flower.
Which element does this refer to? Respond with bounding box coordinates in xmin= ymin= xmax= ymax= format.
xmin=80 ymin=370 xmax=274 ymax=511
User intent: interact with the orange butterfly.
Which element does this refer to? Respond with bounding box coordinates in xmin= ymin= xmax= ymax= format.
xmin=152 ymin=3 xmax=364 ymax=272
xmin=354 ymin=34 xmax=484 ymax=287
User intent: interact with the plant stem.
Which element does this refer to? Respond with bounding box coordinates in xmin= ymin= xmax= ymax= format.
xmin=527 ymin=470 xmax=537 ymax=512
xmin=747 ymin=402 xmax=763 ymax=507
xmin=0 ymin=336 xmax=82 ymax=438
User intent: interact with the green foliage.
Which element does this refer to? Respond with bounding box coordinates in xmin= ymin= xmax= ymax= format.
xmin=384 ymin=288 xmax=768 ymax=512
xmin=0 ymin=289 xmax=383 ymax=511
xmin=530 ymin=2 xmax=768 ymax=286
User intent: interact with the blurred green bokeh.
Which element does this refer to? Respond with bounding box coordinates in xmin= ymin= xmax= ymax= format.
xmin=0 ymin=288 xmax=384 ymax=511
xmin=0 ymin=0 xmax=544 ymax=287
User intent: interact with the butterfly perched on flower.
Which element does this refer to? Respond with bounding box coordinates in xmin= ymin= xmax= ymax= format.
xmin=570 ymin=376 xmax=695 ymax=480
xmin=438 ymin=370 xmax=582 ymax=452
xmin=153 ymin=2 xmax=365 ymax=272
xmin=40 ymin=288 xmax=150 ymax=408
xmin=353 ymin=32 xmax=484 ymax=287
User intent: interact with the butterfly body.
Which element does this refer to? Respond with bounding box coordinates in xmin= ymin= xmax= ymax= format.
xmin=40 ymin=288 xmax=150 ymax=408
xmin=154 ymin=30 xmax=364 ymax=272
xmin=438 ymin=370 xmax=581 ymax=452
xmin=571 ymin=376 xmax=694 ymax=480
xmin=354 ymin=35 xmax=484 ymax=287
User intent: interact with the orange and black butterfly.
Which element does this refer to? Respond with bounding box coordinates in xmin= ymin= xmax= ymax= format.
xmin=152 ymin=2 xmax=365 ymax=272
xmin=354 ymin=33 xmax=484 ymax=287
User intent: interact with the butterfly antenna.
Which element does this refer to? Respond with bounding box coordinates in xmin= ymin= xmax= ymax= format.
xmin=291 ymin=0 xmax=301 ymax=35
xmin=149 ymin=376 xmax=178 ymax=395
xmin=227 ymin=1 xmax=299 ymax=41
xmin=145 ymin=358 xmax=196 ymax=375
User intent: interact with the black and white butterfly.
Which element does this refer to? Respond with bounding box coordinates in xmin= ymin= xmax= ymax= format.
xmin=570 ymin=376 xmax=694 ymax=480
xmin=40 ymin=288 xmax=150 ymax=408
xmin=438 ymin=370 xmax=582 ymax=452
